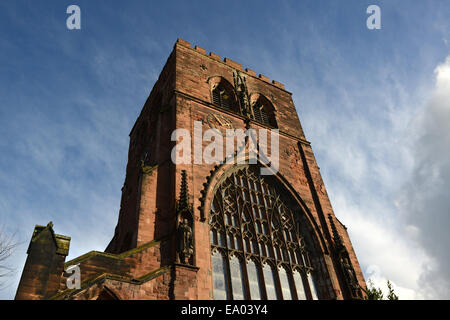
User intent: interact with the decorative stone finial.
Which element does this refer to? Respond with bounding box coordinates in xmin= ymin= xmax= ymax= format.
xmin=328 ymin=214 xmax=344 ymax=250
xmin=178 ymin=170 xmax=189 ymax=210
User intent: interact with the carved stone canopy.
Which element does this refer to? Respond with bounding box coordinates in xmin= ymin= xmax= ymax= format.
xmin=175 ymin=170 xmax=195 ymax=266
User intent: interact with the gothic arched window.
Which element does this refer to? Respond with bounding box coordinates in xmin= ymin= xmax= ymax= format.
xmin=209 ymin=166 xmax=319 ymax=300
xmin=250 ymin=94 xmax=277 ymax=128
xmin=211 ymin=82 xmax=237 ymax=111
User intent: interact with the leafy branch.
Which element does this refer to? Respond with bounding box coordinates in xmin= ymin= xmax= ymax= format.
xmin=361 ymin=279 xmax=399 ymax=300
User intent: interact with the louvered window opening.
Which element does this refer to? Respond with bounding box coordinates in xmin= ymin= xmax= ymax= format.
xmin=209 ymin=166 xmax=319 ymax=300
xmin=252 ymin=102 xmax=271 ymax=126
xmin=212 ymin=85 xmax=232 ymax=110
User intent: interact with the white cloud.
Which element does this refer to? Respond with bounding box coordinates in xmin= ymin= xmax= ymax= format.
xmin=396 ymin=56 xmax=450 ymax=299
xmin=365 ymin=264 xmax=421 ymax=300
xmin=312 ymin=55 xmax=450 ymax=300
xmin=276 ymin=34 xmax=449 ymax=298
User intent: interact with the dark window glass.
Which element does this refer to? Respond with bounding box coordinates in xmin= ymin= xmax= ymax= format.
xmin=212 ymin=252 xmax=229 ymax=300
xmin=209 ymin=166 xmax=318 ymax=300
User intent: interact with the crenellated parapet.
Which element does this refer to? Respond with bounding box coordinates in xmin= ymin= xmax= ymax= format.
xmin=175 ymin=38 xmax=286 ymax=91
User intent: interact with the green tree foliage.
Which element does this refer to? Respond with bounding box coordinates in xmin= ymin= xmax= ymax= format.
xmin=362 ymin=279 xmax=399 ymax=300
xmin=387 ymin=280 xmax=399 ymax=300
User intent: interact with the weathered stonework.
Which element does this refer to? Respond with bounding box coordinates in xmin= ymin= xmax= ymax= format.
xmin=15 ymin=38 xmax=366 ymax=300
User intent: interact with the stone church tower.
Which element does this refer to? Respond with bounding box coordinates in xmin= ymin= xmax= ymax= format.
xmin=15 ymin=39 xmax=366 ymax=300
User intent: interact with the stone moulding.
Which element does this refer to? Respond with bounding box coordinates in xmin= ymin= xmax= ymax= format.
xmin=63 ymin=237 xmax=165 ymax=269
xmin=29 ymin=222 xmax=71 ymax=256
xmin=51 ymin=237 xmax=170 ymax=300
xmin=51 ymin=265 xmax=171 ymax=300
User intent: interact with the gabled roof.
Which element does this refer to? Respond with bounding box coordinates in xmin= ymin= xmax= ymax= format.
xmin=27 ymin=221 xmax=71 ymax=256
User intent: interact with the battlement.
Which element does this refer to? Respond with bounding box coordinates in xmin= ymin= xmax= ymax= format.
xmin=175 ymin=38 xmax=286 ymax=90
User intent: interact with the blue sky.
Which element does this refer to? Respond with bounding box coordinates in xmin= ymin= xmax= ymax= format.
xmin=1 ymin=0 xmax=449 ymax=299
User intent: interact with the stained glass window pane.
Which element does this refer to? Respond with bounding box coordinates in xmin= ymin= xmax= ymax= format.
xmin=259 ymin=208 xmax=265 ymax=219
xmin=212 ymin=252 xmax=228 ymax=300
xmin=252 ymin=240 xmax=258 ymax=254
xmin=247 ymin=260 xmax=262 ymax=300
xmin=226 ymin=213 xmax=232 ymax=225
xmin=210 ymin=230 xmax=216 ymax=245
xmin=294 ymin=271 xmax=307 ymax=300
xmin=252 ymin=206 xmax=258 ymax=219
xmin=230 ymin=256 xmax=245 ymax=300
xmin=232 ymin=215 xmax=238 ymax=226
xmin=263 ymin=223 xmax=268 ymax=235
xmin=297 ymin=251 xmax=306 ymax=266
xmin=279 ymin=268 xmax=293 ymax=300
xmin=209 ymin=166 xmax=320 ymax=301
xmin=307 ymin=272 xmax=319 ymax=300
xmin=234 ymin=237 xmax=240 ymax=250
xmin=263 ymin=264 xmax=278 ymax=300
xmin=289 ymin=250 xmax=296 ymax=264
xmin=227 ymin=234 xmax=233 ymax=248
xmin=218 ymin=232 xmax=225 ymax=247
xmin=244 ymin=239 xmax=250 ymax=252
xmin=266 ymin=244 xmax=272 ymax=258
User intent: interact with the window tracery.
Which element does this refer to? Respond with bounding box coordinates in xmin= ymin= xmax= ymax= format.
xmin=209 ymin=74 xmax=278 ymax=128
xmin=209 ymin=166 xmax=319 ymax=300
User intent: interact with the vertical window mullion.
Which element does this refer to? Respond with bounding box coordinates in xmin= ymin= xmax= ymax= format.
xmin=210 ymin=167 xmax=320 ymax=301
xmin=246 ymin=259 xmax=263 ymax=300
xmin=278 ymin=267 xmax=294 ymax=300
xmin=229 ymin=256 xmax=245 ymax=300
xmin=273 ymin=266 xmax=284 ymax=300
xmin=307 ymin=271 xmax=319 ymax=300
xmin=212 ymin=251 xmax=230 ymax=300
xmin=293 ymin=270 xmax=307 ymax=300
xmin=224 ymin=250 xmax=234 ymax=299
xmin=302 ymin=270 xmax=314 ymax=300
xmin=241 ymin=258 xmax=251 ymax=299
xmin=262 ymin=264 xmax=277 ymax=300
xmin=236 ymin=197 xmax=251 ymax=299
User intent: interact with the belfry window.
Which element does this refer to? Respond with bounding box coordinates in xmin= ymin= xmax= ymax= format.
xmin=209 ymin=166 xmax=319 ymax=300
xmin=212 ymin=84 xmax=233 ymax=110
xmin=252 ymin=101 xmax=269 ymax=124
xmin=250 ymin=95 xmax=277 ymax=128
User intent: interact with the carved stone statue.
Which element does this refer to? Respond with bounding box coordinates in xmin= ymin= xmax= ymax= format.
xmin=341 ymin=256 xmax=358 ymax=289
xmin=177 ymin=218 xmax=194 ymax=264
xmin=233 ymin=71 xmax=251 ymax=118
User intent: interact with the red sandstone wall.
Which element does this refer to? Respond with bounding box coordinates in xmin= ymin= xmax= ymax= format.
xmin=86 ymin=38 xmax=365 ymax=300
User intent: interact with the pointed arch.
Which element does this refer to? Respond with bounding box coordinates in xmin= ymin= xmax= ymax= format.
xmin=200 ymin=161 xmax=328 ymax=255
xmin=207 ymin=76 xmax=240 ymax=113
xmin=249 ymin=93 xmax=278 ymax=128
xmin=207 ymin=163 xmax=328 ymax=300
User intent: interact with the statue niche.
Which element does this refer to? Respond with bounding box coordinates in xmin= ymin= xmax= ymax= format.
xmin=177 ymin=218 xmax=194 ymax=264
xmin=175 ymin=170 xmax=195 ymax=266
